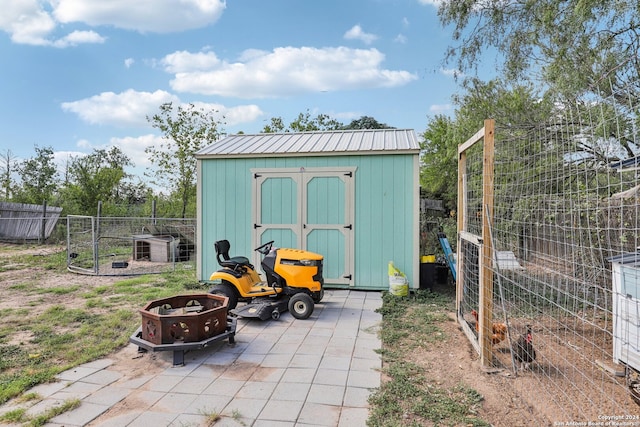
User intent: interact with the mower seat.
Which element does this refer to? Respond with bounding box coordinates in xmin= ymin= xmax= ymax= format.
xmin=215 ymin=240 xmax=253 ymax=271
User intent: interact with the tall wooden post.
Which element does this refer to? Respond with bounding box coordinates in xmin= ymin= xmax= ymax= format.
xmin=479 ymin=119 xmax=495 ymax=367
xmin=456 ymin=146 xmax=467 ymax=317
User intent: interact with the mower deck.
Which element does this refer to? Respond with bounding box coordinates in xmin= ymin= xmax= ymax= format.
xmin=231 ymin=296 xmax=290 ymax=320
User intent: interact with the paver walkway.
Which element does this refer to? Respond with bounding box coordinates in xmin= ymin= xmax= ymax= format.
xmin=0 ymin=290 xmax=382 ymax=426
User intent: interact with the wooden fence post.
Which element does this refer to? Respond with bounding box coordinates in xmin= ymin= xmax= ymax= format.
xmin=479 ymin=119 xmax=495 ymax=367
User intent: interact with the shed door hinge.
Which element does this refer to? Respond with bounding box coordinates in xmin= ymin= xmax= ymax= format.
xmin=344 ymin=224 xmax=352 ymax=230
xmin=254 ymin=224 xmax=262 ymax=229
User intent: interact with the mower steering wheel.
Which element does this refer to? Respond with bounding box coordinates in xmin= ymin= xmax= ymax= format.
xmin=255 ymin=240 xmax=275 ymax=255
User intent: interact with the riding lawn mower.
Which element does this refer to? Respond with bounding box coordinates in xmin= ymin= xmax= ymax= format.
xmin=208 ymin=240 xmax=324 ymax=320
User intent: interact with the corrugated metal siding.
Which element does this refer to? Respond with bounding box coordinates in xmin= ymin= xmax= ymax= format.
xmin=198 ymin=153 xmax=418 ymax=290
xmin=196 ymin=129 xmax=420 ymax=157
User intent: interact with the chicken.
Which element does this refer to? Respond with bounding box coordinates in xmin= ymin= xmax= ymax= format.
xmin=471 ymin=309 xmax=508 ymax=345
xmin=513 ymin=324 xmax=536 ymax=371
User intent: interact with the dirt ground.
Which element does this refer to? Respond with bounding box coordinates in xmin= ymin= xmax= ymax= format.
xmin=2 ymin=244 xmax=639 ymax=426
xmin=409 ymin=311 xmax=543 ymax=426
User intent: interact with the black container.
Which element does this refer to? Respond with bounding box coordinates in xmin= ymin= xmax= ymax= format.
xmin=419 ymin=262 xmax=435 ymax=290
xmin=436 ymin=265 xmax=449 ymax=284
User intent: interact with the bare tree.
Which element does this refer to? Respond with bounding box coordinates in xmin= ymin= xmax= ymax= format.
xmin=0 ymin=149 xmax=18 ymax=201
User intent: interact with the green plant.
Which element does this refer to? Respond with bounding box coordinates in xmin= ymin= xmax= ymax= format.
xmin=0 ymin=398 xmax=80 ymax=426
xmin=0 ymin=407 xmax=27 ymax=423
xmin=198 ymin=407 xmax=221 ymax=426
xmin=230 ymin=409 xmax=246 ymax=426
xmin=28 ymin=398 xmax=80 ymax=426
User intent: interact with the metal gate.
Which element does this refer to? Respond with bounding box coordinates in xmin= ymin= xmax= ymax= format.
xmin=67 ymin=215 xmax=97 ymax=274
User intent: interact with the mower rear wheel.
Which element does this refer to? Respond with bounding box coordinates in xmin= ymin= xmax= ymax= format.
xmin=209 ymin=283 xmax=238 ymax=310
xmin=289 ymin=293 xmax=314 ymax=319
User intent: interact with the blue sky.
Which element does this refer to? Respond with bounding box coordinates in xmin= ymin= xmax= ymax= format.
xmin=0 ymin=0 xmax=466 ymax=180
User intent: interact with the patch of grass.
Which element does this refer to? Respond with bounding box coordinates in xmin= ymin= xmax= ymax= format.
xmin=368 ymin=289 xmax=491 ymax=427
xmin=0 ymin=407 xmax=27 ymax=423
xmin=231 ymin=409 xmax=246 ymax=426
xmin=8 ymin=283 xmax=30 ymax=291
xmin=0 ymin=256 xmax=200 ymax=405
xmin=0 ymin=344 xmax=30 ymax=370
xmin=410 ymin=383 xmax=486 ymax=425
xmin=84 ymin=285 xmax=111 ymax=297
xmin=3 ymin=307 xmax=31 ymax=317
xmin=377 ymin=290 xmax=451 ymax=355
xmin=28 ymin=398 xmax=80 ymax=426
xmin=16 ymin=392 xmax=40 ymax=403
xmin=0 ymin=368 xmax=57 ymax=405
xmin=198 ymin=408 xmax=221 ymax=426
xmin=3 ymin=249 xmax=68 ymax=273
xmin=41 ymin=285 xmax=82 ymax=295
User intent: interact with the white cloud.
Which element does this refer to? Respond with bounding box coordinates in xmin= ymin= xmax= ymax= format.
xmin=61 ymin=89 xmax=179 ymax=127
xmin=53 ymin=0 xmax=226 ymax=33
xmin=167 ymin=46 xmax=417 ymax=98
xmin=0 ymin=0 xmax=226 ymax=46
xmin=402 ymin=17 xmax=410 ymax=28
xmin=429 ymin=104 xmax=452 ymax=113
xmin=394 ymin=34 xmax=408 ymax=44
xmin=330 ymin=110 xmax=361 ymax=122
xmin=344 ymin=25 xmax=378 ymax=45
xmin=61 ymin=89 xmax=264 ymax=128
xmin=0 ymin=0 xmax=57 ymax=45
xmin=184 ymin=101 xmax=264 ymax=127
xmin=0 ymin=1 xmax=105 ymax=47
xmin=440 ymin=67 xmax=463 ymax=79
xmin=161 ymin=51 xmax=221 ymax=73
xmin=124 ymin=58 xmax=134 ymax=68
xmin=110 ymin=134 xmax=165 ymax=169
xmin=75 ymin=139 xmax=92 ymax=149
xmin=417 ymin=0 xmax=442 ymax=6
xmin=53 ymin=135 xmax=160 ymax=178
xmin=52 ymin=30 xmax=105 ymax=47
xmin=53 ymin=149 xmax=85 ymax=170
xmin=194 ymin=103 xmax=264 ymax=127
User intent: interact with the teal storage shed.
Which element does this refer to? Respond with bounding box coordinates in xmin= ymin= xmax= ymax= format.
xmin=195 ymin=129 xmax=421 ymax=291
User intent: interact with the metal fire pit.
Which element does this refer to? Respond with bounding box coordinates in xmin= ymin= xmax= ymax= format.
xmin=130 ymin=293 xmax=236 ymax=365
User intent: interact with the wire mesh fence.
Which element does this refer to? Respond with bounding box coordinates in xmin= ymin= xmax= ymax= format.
xmin=66 ymin=215 xmax=196 ymax=276
xmin=458 ymin=81 xmax=640 ymax=422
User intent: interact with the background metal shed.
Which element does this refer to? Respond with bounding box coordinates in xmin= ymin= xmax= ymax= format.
xmin=609 ymin=248 xmax=640 ymax=374
xmin=195 ymin=129 xmax=421 ymax=291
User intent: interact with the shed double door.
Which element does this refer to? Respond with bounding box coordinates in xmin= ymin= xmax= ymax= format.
xmin=252 ymin=167 xmax=355 ymax=286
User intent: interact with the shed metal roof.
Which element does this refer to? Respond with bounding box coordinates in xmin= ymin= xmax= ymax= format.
xmin=608 ymin=251 xmax=640 ymax=267
xmin=609 ymin=156 xmax=640 ymax=170
xmin=195 ymin=129 xmax=421 ymax=158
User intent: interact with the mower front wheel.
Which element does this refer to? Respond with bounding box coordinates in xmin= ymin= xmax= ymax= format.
xmin=209 ymin=283 xmax=238 ymax=310
xmin=289 ymin=293 xmax=314 ymax=320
